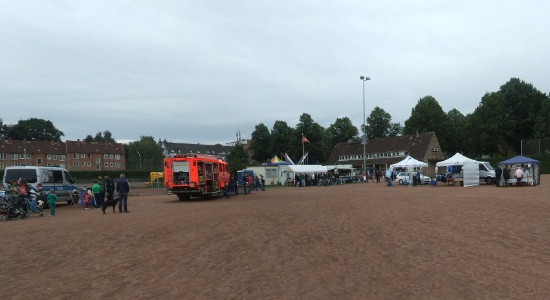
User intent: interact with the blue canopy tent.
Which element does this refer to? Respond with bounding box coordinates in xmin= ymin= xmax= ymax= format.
xmin=498 ymin=155 xmax=541 ymax=186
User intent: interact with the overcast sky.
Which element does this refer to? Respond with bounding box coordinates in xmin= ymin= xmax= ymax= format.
xmin=1 ymin=1 xmax=549 ymax=145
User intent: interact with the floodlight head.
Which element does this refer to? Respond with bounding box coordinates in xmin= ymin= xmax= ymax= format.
xmin=360 ymin=76 xmax=364 ymax=80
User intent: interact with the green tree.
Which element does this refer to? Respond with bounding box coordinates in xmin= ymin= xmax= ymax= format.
xmin=249 ymin=123 xmax=271 ymax=164
xmin=325 ymin=117 xmax=358 ymax=159
xmin=226 ymin=143 xmax=249 ymax=175
xmin=92 ymin=130 xmax=116 ymax=143
xmin=292 ymin=113 xmax=326 ymax=164
xmin=533 ymin=97 xmax=550 ymax=138
xmin=270 ymin=120 xmax=293 ymax=161
xmin=388 ymin=123 xmax=402 ymax=137
xmin=127 ymin=136 xmax=164 ymax=171
xmin=464 ymin=78 xmax=547 ymax=156
xmin=0 ymin=119 xmax=8 ymax=140
xmin=403 ymin=95 xmax=450 ymax=152
xmin=445 ymin=109 xmax=466 ymax=154
xmin=7 ymin=118 xmax=64 ymax=141
xmin=366 ymin=106 xmax=392 ymax=139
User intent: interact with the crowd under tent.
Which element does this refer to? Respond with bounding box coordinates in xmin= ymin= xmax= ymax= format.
xmin=279 ymin=165 xmax=328 ymax=185
xmin=435 ymin=153 xmax=479 ymax=187
xmin=498 ymin=155 xmax=541 ymax=186
xmin=278 ymin=165 xmax=328 ymax=185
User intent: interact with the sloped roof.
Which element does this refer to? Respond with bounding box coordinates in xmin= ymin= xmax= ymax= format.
xmin=66 ymin=140 xmax=125 ymax=154
xmin=0 ymin=139 xmax=66 ymax=154
xmin=325 ymin=132 xmax=437 ymax=166
xmin=163 ymin=142 xmax=231 ymax=157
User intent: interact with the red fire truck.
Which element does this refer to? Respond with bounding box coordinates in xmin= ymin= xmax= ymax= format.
xmin=164 ymin=153 xmax=230 ymax=200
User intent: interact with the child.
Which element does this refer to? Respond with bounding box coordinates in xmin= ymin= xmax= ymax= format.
xmin=47 ymin=189 xmax=57 ymax=216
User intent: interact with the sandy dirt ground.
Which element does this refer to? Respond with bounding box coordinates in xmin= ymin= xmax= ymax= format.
xmin=1 ymin=176 xmax=550 ymax=299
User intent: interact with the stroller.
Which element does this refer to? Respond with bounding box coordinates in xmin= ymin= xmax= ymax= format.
xmin=23 ymin=184 xmax=44 ymax=217
xmin=0 ymin=194 xmax=29 ymax=221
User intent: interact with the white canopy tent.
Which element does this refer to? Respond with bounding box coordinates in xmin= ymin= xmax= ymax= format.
xmin=278 ymin=165 xmax=328 ymax=185
xmin=435 ymin=153 xmax=479 ymax=187
xmin=390 ymin=156 xmax=428 ymax=169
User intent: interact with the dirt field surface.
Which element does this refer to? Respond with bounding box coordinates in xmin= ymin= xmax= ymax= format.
xmin=2 ymin=176 xmax=550 ymax=299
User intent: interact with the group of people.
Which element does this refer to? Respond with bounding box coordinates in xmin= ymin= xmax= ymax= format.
xmin=87 ymin=174 xmax=130 ymax=212
xmin=4 ymin=178 xmax=58 ymax=216
xmin=495 ymin=165 xmax=531 ymax=186
xmin=223 ymin=173 xmax=265 ymax=197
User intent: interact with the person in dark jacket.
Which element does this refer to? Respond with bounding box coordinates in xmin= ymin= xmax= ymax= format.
xmin=495 ymin=165 xmax=503 ymax=187
xmin=116 ymin=174 xmax=130 ymax=213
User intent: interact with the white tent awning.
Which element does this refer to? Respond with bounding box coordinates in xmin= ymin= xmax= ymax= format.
xmin=282 ymin=165 xmax=328 ymax=174
xmin=390 ymin=156 xmax=428 ymax=168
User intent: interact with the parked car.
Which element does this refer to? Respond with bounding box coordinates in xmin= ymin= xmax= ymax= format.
xmin=395 ymin=172 xmax=430 ymax=185
xmin=2 ymin=166 xmax=79 ymax=206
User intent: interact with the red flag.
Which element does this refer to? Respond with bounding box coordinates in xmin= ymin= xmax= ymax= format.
xmin=302 ymin=133 xmax=310 ymax=143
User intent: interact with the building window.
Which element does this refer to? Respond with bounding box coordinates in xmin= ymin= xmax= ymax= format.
xmin=87 ymin=162 xmax=91 ymax=167
xmin=110 ymin=162 xmax=114 ymax=167
xmin=73 ymin=162 xmax=79 ymax=167
xmin=115 ymin=154 xmax=121 ymax=160
xmin=53 ymin=155 xmax=58 ymax=160
xmin=104 ymin=162 xmax=108 ymax=168
xmin=81 ymin=153 xmax=86 ymax=158
xmin=104 ymin=154 xmax=108 ymax=159
xmin=109 ymin=154 xmax=114 ymax=159
xmin=115 ymin=162 xmax=121 ymax=168
xmin=81 ymin=161 xmax=86 ymax=166
xmin=96 ymin=158 xmax=101 ymax=164
xmin=47 ymin=154 xmax=52 ymax=160
xmin=37 ymin=158 xmax=42 ymax=165
xmin=12 ymin=154 xmax=18 ymax=160
xmin=59 ymin=155 xmax=65 ymax=161
xmin=0 ymin=153 xmax=6 ymax=160
xmin=73 ymin=153 xmax=79 ymax=159
xmin=431 ymin=147 xmax=439 ymax=152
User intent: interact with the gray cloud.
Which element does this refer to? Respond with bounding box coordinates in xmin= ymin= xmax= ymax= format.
xmin=1 ymin=0 xmax=549 ymax=144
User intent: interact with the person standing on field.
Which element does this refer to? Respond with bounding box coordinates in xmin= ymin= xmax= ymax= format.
xmin=116 ymin=173 xmax=130 ymax=213
xmin=92 ymin=179 xmax=102 ymax=208
xmin=47 ymin=189 xmax=57 ymax=216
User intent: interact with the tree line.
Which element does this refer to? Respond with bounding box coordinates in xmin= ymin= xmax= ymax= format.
xmin=246 ymin=78 xmax=550 ymax=164
xmin=2 ymin=77 xmax=549 ymax=171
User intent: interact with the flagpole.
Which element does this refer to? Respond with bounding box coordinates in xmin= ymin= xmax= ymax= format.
xmin=302 ymin=139 xmax=304 ymax=164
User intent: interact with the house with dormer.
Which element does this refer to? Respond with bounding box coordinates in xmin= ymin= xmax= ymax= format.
xmin=325 ymin=132 xmax=444 ymax=177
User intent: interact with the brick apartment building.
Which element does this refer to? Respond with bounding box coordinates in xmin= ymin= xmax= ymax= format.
xmin=0 ymin=139 xmax=125 ymax=171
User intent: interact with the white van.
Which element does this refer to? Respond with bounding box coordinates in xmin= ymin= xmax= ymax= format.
xmin=478 ymin=161 xmax=496 ymax=184
xmin=2 ymin=166 xmax=79 ymax=205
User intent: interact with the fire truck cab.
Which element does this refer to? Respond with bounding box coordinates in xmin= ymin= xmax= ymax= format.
xmin=164 ymin=153 xmax=230 ymax=201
